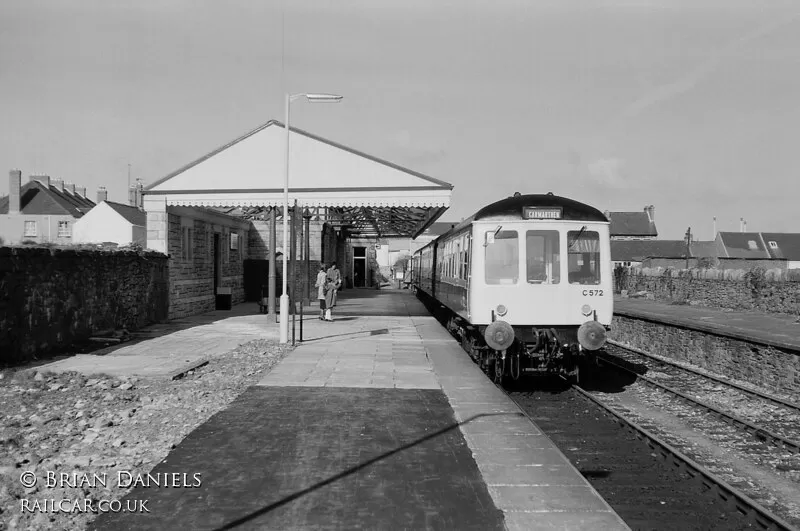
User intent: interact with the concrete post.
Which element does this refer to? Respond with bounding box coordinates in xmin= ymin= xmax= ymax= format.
xmin=144 ymin=195 xmax=168 ymax=254
xmin=268 ymin=207 xmax=277 ymax=316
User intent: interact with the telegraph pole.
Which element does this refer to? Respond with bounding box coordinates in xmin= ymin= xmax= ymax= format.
xmin=684 ymin=227 xmax=692 ymax=269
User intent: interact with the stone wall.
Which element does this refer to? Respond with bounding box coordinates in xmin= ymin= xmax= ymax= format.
xmin=0 ymin=246 xmax=168 ymax=365
xmin=616 ymin=267 xmax=800 ymax=316
xmin=610 ymin=315 xmax=800 ymax=396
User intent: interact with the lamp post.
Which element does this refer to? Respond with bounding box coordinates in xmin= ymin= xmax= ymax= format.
xmin=280 ymin=92 xmax=343 ymax=344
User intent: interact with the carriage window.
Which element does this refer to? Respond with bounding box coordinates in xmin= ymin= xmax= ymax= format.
xmin=567 ymin=230 xmax=601 ymax=285
xmin=485 ymin=230 xmax=518 ymax=284
xmin=526 ymin=230 xmax=560 ymax=284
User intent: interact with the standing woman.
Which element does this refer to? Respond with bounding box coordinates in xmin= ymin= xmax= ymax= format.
xmin=315 ymin=264 xmax=327 ymax=320
xmin=324 ymin=262 xmax=342 ymax=321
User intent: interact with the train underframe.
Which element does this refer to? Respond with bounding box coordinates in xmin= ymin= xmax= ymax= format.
xmin=415 ymin=289 xmax=599 ymax=385
xmin=446 ymin=316 xmax=597 ymax=385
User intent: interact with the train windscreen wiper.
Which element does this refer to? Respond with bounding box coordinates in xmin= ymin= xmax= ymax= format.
xmin=569 ymin=225 xmax=586 ymax=250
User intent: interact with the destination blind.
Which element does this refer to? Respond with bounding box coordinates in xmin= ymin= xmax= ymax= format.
xmin=522 ymin=207 xmax=562 ymax=219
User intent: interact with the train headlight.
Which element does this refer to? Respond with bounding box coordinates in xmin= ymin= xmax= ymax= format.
xmin=496 ymin=304 xmax=508 ymax=317
xmin=581 ymin=304 xmax=592 ymax=316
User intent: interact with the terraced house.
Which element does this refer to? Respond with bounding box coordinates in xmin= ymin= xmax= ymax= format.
xmin=0 ymin=169 xmax=95 ymax=245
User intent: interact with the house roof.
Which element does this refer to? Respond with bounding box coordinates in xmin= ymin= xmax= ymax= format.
xmin=717 ymin=232 xmax=771 ymax=259
xmin=0 ymin=180 xmax=95 ymax=217
xmin=104 ymin=201 xmax=147 ymax=226
xmin=145 ymin=120 xmax=452 ymax=238
xmin=758 ymin=233 xmax=800 ymax=261
xmin=611 ymin=240 xmax=691 ymax=262
xmin=609 ymin=212 xmax=657 ymax=237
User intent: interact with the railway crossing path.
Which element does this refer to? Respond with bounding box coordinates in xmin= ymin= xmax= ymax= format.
xmin=83 ymin=288 xmax=628 ymax=531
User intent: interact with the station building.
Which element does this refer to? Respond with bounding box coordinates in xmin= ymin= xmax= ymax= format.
xmin=142 ymin=121 xmax=452 ymax=319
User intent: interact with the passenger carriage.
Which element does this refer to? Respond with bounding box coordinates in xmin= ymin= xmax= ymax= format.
xmin=412 ymin=192 xmax=613 ymax=384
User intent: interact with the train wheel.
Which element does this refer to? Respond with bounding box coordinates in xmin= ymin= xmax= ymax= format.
xmin=493 ymin=354 xmax=505 ymax=385
xmin=469 ymin=338 xmax=481 ymax=363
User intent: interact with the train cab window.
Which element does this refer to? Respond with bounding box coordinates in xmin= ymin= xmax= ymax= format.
xmin=567 ymin=230 xmax=601 ymax=285
xmin=485 ymin=230 xmax=518 ymax=284
xmin=526 ymin=230 xmax=560 ymax=284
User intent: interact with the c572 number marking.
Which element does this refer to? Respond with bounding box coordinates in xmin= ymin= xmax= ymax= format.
xmin=582 ymin=289 xmax=604 ymax=296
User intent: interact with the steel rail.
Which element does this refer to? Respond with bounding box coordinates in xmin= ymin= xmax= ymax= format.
xmin=506 ymin=384 xmax=798 ymax=531
xmin=596 ymin=354 xmax=800 ymax=454
xmin=606 ymin=339 xmax=800 ymax=413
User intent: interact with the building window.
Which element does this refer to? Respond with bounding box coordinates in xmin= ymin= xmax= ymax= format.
xmin=747 ymin=240 xmax=758 ymax=250
xmin=58 ymin=221 xmax=71 ymax=238
xmin=182 ymin=227 xmax=194 ymax=260
xmin=769 ymin=241 xmax=778 ymax=249
xmin=24 ymin=221 xmax=37 ymax=237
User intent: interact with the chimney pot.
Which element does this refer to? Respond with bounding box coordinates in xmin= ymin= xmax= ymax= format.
xmin=8 ymin=169 xmax=22 ymax=215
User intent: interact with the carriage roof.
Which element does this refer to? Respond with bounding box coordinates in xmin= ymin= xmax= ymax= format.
xmin=473 ymin=193 xmax=608 ymax=222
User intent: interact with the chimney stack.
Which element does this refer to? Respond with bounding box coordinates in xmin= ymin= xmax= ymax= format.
xmin=129 ymin=179 xmax=144 ymax=208
xmin=30 ymin=174 xmax=50 ymax=188
xmin=8 ymin=169 xmax=22 ymax=214
xmin=76 ymin=186 xmax=86 ymax=198
xmin=97 ymin=187 xmax=108 ymax=203
xmin=52 ymin=178 xmax=64 ymax=192
xmin=644 ymin=205 xmax=655 ymax=222
xmin=65 ymin=181 xmax=75 ymax=195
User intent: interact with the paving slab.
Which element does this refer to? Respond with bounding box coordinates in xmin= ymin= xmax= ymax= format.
xmin=30 ymin=304 xmax=278 ymax=379
xmin=90 ymin=387 xmax=506 ymax=531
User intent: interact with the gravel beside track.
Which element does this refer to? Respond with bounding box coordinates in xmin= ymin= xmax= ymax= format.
xmin=604 ymin=342 xmax=800 ymax=448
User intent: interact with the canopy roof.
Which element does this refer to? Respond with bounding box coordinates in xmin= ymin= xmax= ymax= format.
xmin=145 ymin=121 xmax=452 ymax=237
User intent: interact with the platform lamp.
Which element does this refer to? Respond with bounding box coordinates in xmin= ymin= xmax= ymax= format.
xmin=280 ymin=92 xmax=343 ymax=344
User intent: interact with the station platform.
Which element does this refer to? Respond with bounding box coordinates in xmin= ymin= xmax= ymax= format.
xmin=614 ymin=296 xmax=800 ymax=352
xmin=92 ymin=289 xmax=629 ymax=531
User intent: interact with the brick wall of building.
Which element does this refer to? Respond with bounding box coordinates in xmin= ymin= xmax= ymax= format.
xmin=610 ymin=315 xmax=800 ymax=396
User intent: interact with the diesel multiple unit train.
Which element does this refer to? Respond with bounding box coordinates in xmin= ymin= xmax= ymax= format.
xmin=411 ymin=192 xmax=613 ymax=384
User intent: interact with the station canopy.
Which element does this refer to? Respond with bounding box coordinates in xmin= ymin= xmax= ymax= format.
xmin=144 ymin=121 xmax=452 ymax=238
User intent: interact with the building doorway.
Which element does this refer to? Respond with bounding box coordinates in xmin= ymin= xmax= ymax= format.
xmin=353 ymin=246 xmax=367 ymax=287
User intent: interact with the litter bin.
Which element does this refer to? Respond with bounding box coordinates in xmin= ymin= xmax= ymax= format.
xmin=215 ymin=287 xmax=232 ymax=310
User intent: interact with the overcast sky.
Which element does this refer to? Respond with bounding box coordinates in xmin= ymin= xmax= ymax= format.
xmin=1 ymin=0 xmax=799 ymax=239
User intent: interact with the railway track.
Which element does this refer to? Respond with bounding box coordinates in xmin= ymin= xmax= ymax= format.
xmin=420 ymin=293 xmax=800 ymax=529
xmin=599 ymin=341 xmax=800 ymax=454
xmin=505 ymin=381 xmax=795 ymax=531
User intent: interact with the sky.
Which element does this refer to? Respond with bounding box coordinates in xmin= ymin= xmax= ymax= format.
xmin=1 ymin=0 xmax=799 ymax=240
